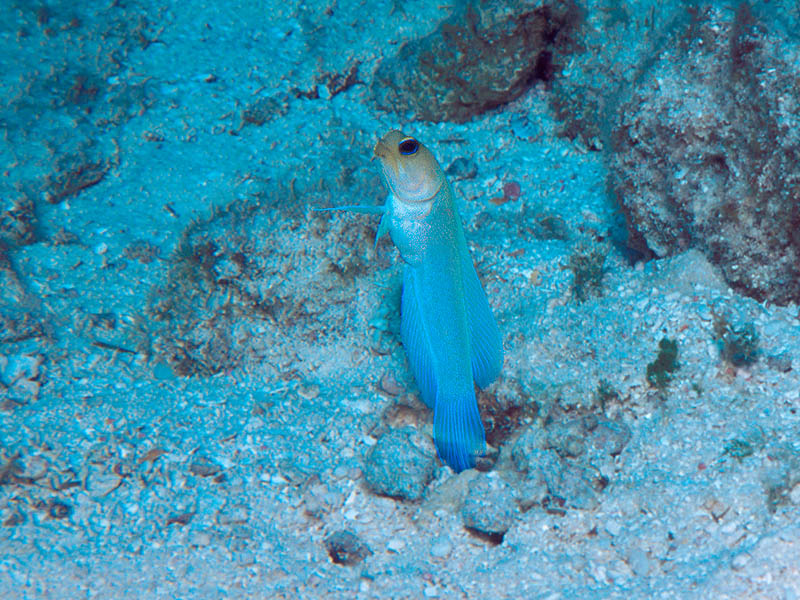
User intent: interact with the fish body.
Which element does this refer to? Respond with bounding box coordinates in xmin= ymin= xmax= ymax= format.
xmin=374 ymin=131 xmax=503 ymax=472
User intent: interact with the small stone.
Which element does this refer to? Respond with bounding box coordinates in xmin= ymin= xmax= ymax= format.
xmin=502 ymin=181 xmax=521 ymax=202
xmin=152 ymin=361 xmax=175 ymax=380
xmin=516 ymin=469 xmax=548 ymax=512
xmin=188 ymin=530 xmax=213 ymax=547
xmin=324 ymin=530 xmax=370 ymax=566
xmin=510 ymin=426 xmax=548 ymax=473
xmin=2 ymin=354 xmax=42 ymax=384
xmin=704 ymin=498 xmax=729 ymax=521
xmin=364 ymin=428 xmax=435 ymax=501
xmin=166 ymin=512 xmax=194 ymax=527
xmin=445 ymin=157 xmax=477 ymax=180
xmin=605 ymin=519 xmax=622 ymax=537
xmin=590 ymin=564 xmax=608 ymax=584
xmin=3 ymin=510 xmax=25 ymax=526
xmin=626 ymin=547 xmax=650 ymax=577
xmin=189 ymin=457 xmax=222 ymax=478
xmin=217 ymin=503 xmax=249 ymax=525
xmin=87 ymin=467 xmax=123 ymax=499
xmin=387 ymin=538 xmax=404 ymax=552
xmin=731 ymin=553 xmax=750 ymax=570
xmin=13 ymin=379 xmax=39 ymax=398
xmin=270 ymin=472 xmax=288 ymax=485
xmin=430 ymin=537 xmax=452 ymax=559
xmin=546 ymin=419 xmax=586 ymax=458
xmin=510 ymin=114 xmax=539 ymax=140
xmin=766 ymin=353 xmax=792 ymax=373
xmin=19 ymin=455 xmax=48 ymax=480
xmin=380 ymin=373 xmax=403 ymax=396
xmin=48 ymin=500 xmax=72 ymax=519
xmin=587 ymin=419 xmax=632 ymax=458
xmin=462 ymin=472 xmax=517 ymax=538
xmin=542 ymin=458 xmax=601 ymax=511
xmin=297 ymin=384 xmax=320 ymax=400
xmin=789 ymin=483 xmax=800 ymax=505
xmin=240 ymin=94 xmax=289 ymax=126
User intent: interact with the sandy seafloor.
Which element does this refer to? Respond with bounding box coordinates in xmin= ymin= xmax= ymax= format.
xmin=1 ymin=0 xmax=799 ymax=598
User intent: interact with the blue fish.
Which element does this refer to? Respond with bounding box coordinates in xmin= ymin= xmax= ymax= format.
xmin=321 ymin=131 xmax=503 ymax=472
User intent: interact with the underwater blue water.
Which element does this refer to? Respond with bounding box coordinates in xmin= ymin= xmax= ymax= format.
xmin=0 ymin=0 xmax=799 ymax=598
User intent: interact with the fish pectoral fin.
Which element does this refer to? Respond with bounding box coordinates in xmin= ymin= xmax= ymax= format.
xmin=311 ymin=204 xmax=386 ymax=215
xmin=433 ymin=385 xmax=486 ymax=473
xmin=462 ymin=251 xmax=503 ymax=388
xmin=374 ymin=213 xmax=390 ymax=251
xmin=400 ymin=269 xmax=437 ymax=409
xmin=312 ymin=205 xmax=388 ymax=254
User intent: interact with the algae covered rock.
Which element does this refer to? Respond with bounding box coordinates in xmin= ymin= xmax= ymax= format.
xmin=461 ymin=471 xmax=517 ymax=538
xmin=372 ymin=0 xmax=581 ymax=122
xmin=610 ymin=5 xmax=800 ymax=304
xmin=363 ymin=428 xmax=436 ymax=501
xmin=324 ymin=530 xmax=371 ymax=566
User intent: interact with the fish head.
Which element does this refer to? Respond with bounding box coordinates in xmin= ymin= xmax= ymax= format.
xmin=373 ymin=130 xmax=444 ymax=205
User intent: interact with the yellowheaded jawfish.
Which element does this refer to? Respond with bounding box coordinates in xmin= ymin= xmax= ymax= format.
xmin=320 ymin=131 xmax=503 ymax=472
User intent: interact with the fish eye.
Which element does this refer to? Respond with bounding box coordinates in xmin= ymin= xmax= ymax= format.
xmin=398 ymin=138 xmax=419 ymax=156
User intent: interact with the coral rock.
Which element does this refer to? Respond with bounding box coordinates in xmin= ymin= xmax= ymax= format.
xmin=610 ymin=6 xmax=800 ymax=304
xmin=373 ymin=0 xmax=581 ymax=122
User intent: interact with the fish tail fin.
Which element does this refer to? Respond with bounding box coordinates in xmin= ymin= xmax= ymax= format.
xmin=433 ymin=386 xmax=486 ymax=473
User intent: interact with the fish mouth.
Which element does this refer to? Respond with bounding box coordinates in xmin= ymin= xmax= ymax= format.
xmin=372 ymin=139 xmax=393 ymax=166
xmin=372 ymin=139 xmax=400 ymax=189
